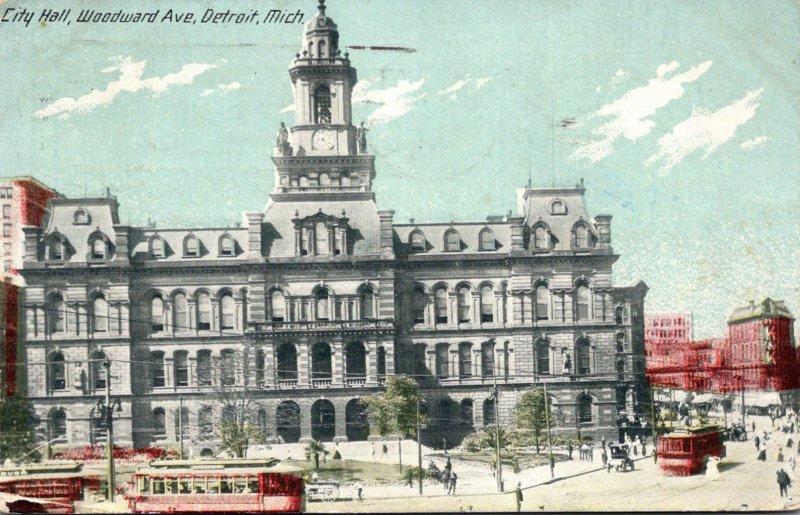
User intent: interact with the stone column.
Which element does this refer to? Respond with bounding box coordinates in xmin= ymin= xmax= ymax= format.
xmin=366 ymin=340 xmax=378 ymax=386
xmin=332 ymin=340 xmax=344 ymax=387
xmin=334 ymin=400 xmax=348 ymax=443
xmin=473 ymin=349 xmax=482 ymax=378
xmin=297 ymin=341 xmax=310 ymax=386
xmin=264 ymin=344 xmax=276 ymax=388
xmin=188 ymin=356 xmax=197 ymax=386
xmin=164 ymin=356 xmax=174 ymax=389
xmin=299 ymin=403 xmax=313 ymax=443
xmin=385 ymin=342 xmax=395 ymax=375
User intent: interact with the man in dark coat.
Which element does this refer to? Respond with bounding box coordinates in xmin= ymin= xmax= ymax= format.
xmin=515 ymin=483 xmax=524 ymax=512
xmin=777 ymin=468 xmax=791 ymax=498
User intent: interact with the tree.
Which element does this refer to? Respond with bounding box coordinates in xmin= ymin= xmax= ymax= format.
xmin=515 ymin=388 xmax=552 ymax=453
xmin=361 ymin=375 xmax=427 ymax=438
xmin=304 ymin=439 xmax=329 ymax=470
xmin=480 ymin=425 xmax=511 ymax=453
xmin=0 ymin=397 xmax=39 ymax=463
xmin=209 ymin=346 xmax=266 ymax=458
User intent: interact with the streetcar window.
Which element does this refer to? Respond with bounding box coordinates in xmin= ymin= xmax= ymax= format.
xmin=152 ymin=479 xmax=165 ymax=494
xmin=167 ymin=479 xmax=179 ymax=494
xmin=248 ymin=479 xmax=259 ymax=493
xmin=220 ymin=479 xmax=232 ymax=494
xmin=138 ymin=477 xmax=149 ymax=493
xmin=234 ymin=478 xmax=247 ymax=493
xmin=193 ymin=478 xmax=206 ymax=493
xmin=179 ymin=479 xmax=191 ymax=494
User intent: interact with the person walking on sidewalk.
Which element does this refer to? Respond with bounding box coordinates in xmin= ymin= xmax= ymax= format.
xmin=514 ymin=483 xmax=523 ymax=512
xmin=448 ymin=472 xmax=458 ymax=495
xmin=777 ymin=469 xmax=791 ymax=498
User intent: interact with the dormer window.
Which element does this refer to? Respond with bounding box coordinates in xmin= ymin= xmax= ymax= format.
xmin=478 ymin=228 xmax=495 ymax=251
xmin=573 ymin=222 xmax=593 ymax=250
xmin=444 ymin=229 xmax=460 ymax=252
xmin=293 ymin=211 xmax=350 ymax=257
xmin=532 ymin=223 xmax=551 ymax=251
xmin=219 ymin=234 xmax=235 ymax=257
xmin=409 ymin=230 xmax=426 ymax=253
xmin=550 ymin=199 xmax=567 ymax=215
xmin=45 ymin=233 xmax=68 ymax=261
xmin=73 ymin=208 xmax=90 ymax=225
xmin=150 ymin=237 xmax=165 ymax=258
xmin=88 ymin=231 xmax=111 ymax=261
xmin=183 ymin=235 xmax=200 ymax=257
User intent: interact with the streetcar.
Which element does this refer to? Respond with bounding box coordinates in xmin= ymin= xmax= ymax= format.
xmin=0 ymin=461 xmax=101 ymax=514
xmin=125 ymin=458 xmax=305 ymax=513
xmin=657 ymin=425 xmax=726 ymax=476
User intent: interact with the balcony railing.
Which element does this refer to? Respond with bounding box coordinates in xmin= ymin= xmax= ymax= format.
xmin=312 ymin=379 xmax=333 ymax=387
xmin=346 ymin=376 xmax=367 ymax=387
xmin=250 ymin=319 xmax=395 ymax=333
xmin=277 ymin=379 xmax=297 ymax=388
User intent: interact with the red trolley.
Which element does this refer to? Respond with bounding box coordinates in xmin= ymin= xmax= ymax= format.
xmin=0 ymin=461 xmax=100 ymax=514
xmin=125 ymin=458 xmax=305 ymax=513
xmin=657 ymin=425 xmax=726 ymax=476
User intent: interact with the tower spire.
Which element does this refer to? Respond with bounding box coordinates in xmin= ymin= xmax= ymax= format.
xmin=318 ymin=0 xmax=326 ymax=16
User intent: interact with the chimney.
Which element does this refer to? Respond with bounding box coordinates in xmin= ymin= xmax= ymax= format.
xmin=378 ymin=210 xmax=395 ymax=259
xmin=595 ymin=215 xmax=612 ymax=250
xmin=245 ymin=212 xmax=265 ymax=259
xmin=508 ymin=216 xmax=526 ymax=252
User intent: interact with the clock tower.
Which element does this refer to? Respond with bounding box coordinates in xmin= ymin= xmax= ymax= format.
xmin=271 ymin=0 xmax=375 ymax=195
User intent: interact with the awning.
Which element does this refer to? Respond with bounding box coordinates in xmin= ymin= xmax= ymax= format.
xmin=691 ymin=394 xmax=714 ymax=404
xmin=743 ymin=391 xmax=782 ymax=408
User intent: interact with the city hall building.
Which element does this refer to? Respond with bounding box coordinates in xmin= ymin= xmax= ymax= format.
xmin=21 ymin=3 xmax=648 ymax=451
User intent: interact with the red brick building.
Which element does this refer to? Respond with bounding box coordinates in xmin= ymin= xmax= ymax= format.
xmin=645 ymin=299 xmax=796 ymax=393
xmin=645 ymin=312 xmax=692 ymax=344
xmin=0 ymin=276 xmax=24 ymax=397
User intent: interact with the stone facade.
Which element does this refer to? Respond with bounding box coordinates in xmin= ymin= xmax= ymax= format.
xmin=20 ymin=3 xmax=648 ymax=452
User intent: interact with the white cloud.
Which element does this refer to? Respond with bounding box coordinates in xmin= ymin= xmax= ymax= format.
xmin=475 ymin=77 xmax=492 ymax=90
xmin=571 ymin=60 xmax=713 ymax=163
xmin=35 ymin=56 xmax=218 ymax=119
xmin=438 ymin=79 xmax=471 ymax=100
xmin=645 ymin=88 xmax=764 ymax=175
xmin=280 ymin=104 xmax=296 ymax=113
xmin=740 ymin=135 xmax=769 ymax=150
xmin=200 ymin=81 xmax=241 ymax=97
xmin=352 ymin=77 xmax=427 ymax=127
xmin=595 ymin=68 xmax=629 ymax=93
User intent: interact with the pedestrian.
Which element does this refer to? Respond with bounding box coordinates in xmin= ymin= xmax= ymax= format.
xmin=755 ymin=435 xmax=761 ymax=451
xmin=448 ymin=472 xmax=458 ymax=495
xmin=752 ymin=421 xmax=756 ymax=433
xmin=632 ymin=444 xmax=638 ymax=457
xmin=777 ymin=469 xmax=791 ymax=498
xmin=382 ymin=443 xmax=389 ymax=457
xmin=642 ymin=441 xmax=646 ymax=456
xmin=601 ymin=449 xmax=608 ymax=467
xmin=567 ymin=442 xmax=573 ymax=460
xmin=601 ymin=436 xmax=606 ymax=450
xmin=407 ymin=467 xmax=414 ymax=488
xmin=356 ymin=482 xmax=363 ymax=501
xmin=371 ymin=442 xmax=376 ymax=458
xmin=790 ymin=455 xmax=797 ymax=477
xmin=514 ymin=482 xmax=523 ymax=512
xmin=491 ymin=458 xmax=497 ymax=477
xmin=580 ymin=442 xmax=588 ymax=461
xmin=442 ymin=468 xmax=451 ymax=491
xmin=758 ymin=449 xmax=767 ymax=461
xmin=777 ymin=446 xmax=785 ymax=462
xmin=652 ymin=448 xmax=658 ymax=464
xmin=589 ymin=443 xmax=594 ymax=463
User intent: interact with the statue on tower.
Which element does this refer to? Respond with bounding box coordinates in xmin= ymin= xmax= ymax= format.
xmin=356 ymin=121 xmax=368 ymax=154
xmin=275 ymin=122 xmax=293 ymax=156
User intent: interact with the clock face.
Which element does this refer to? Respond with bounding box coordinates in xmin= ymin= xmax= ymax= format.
xmin=312 ymin=130 xmax=335 ymax=150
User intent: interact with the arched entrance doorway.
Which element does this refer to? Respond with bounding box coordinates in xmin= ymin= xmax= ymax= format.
xmin=311 ymin=400 xmax=336 ymax=442
xmin=345 ymin=399 xmax=370 ymax=441
xmin=276 ymin=401 xmax=301 ymax=443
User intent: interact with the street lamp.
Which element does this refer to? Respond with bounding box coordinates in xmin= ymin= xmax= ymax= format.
xmin=93 ymin=359 xmax=122 ymax=502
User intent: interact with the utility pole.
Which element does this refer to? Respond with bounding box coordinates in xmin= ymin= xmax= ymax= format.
xmin=741 ymin=381 xmax=746 ymax=428
xmin=492 ymin=374 xmax=503 ymax=492
xmin=416 ymin=396 xmax=423 ymax=496
xmin=398 ymin=435 xmax=402 ymax=469
xmin=542 ymin=382 xmax=555 ymax=479
xmin=649 ymin=387 xmax=657 ymax=444
xmin=103 ymin=359 xmax=116 ymax=503
xmin=179 ymin=395 xmax=185 ymax=460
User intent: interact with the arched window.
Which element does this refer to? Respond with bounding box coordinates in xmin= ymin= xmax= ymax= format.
xmin=483 ymin=398 xmax=496 ymax=425
xmin=577 ymin=394 xmax=593 ymax=423
xmin=533 ymin=225 xmax=549 ymax=250
xmin=174 ymin=407 xmax=190 ymax=441
xmin=48 ymin=409 xmax=68 ymax=442
xmin=345 ymin=341 xmax=367 ymax=380
xmin=444 ymin=229 xmax=460 ymax=252
xmin=536 ymin=340 xmax=550 ymax=375
xmin=271 ymin=290 xmax=286 ymax=322
xmin=550 ymin=199 xmax=566 ymax=215
xmin=616 ymin=333 xmax=625 ymax=353
xmin=480 ymin=285 xmax=493 ymax=323
xmin=576 ymin=338 xmax=591 ymax=375
xmin=359 ymin=287 xmax=374 ymax=319
xmin=435 ymin=343 xmax=449 ymax=378
xmin=311 ymin=343 xmax=332 ymax=382
xmin=276 ymin=343 xmax=298 ymax=382
xmin=221 ymin=349 xmax=236 ymax=386
xmin=173 ymin=293 xmax=188 ymax=332
xmin=435 ymin=287 xmax=448 ymax=324
xmin=459 ymin=342 xmax=472 ymax=378
xmin=48 ymin=294 xmax=65 ymax=334
xmin=150 ymin=237 xmax=165 ymax=258
xmin=319 ymin=173 xmax=330 ymax=186
xmin=220 ymin=294 xmax=235 ymax=330
xmin=314 ymin=85 xmax=332 ymax=124
xmin=150 ymin=296 xmax=165 ymax=333
xmin=535 ymin=285 xmax=549 ymax=321
xmin=47 ymin=235 xmax=66 ymax=261
xmin=174 ymin=350 xmax=189 ymax=387
xmin=151 ymin=351 xmax=165 ymax=387
xmin=479 ymin=228 xmax=495 ymax=250
xmin=457 ymin=287 xmax=471 ymax=323
xmin=198 ymin=406 xmax=213 ymax=440
xmin=615 ymin=306 xmax=624 ymax=325
xmin=576 ymin=284 xmax=590 ymax=321
xmin=574 ymin=224 xmax=590 ymax=249
xmin=197 ymin=293 xmax=211 ymax=330
xmin=412 ymin=288 xmax=426 ymax=324
xmin=92 ymin=296 xmax=108 ymax=333
xmin=219 ymin=235 xmax=234 ymax=257
xmin=315 ymin=289 xmax=329 ymax=320
xmin=183 ymin=235 xmax=199 ymax=257
xmin=152 ymin=408 xmax=166 ymax=440
xmin=481 ymin=341 xmax=495 ymax=377
xmin=318 ymin=39 xmax=327 ymax=58
xmin=460 ymin=399 xmax=474 ymax=426
xmin=197 ymin=350 xmax=212 ymax=387
xmin=89 ymin=351 xmax=107 ymax=390
xmin=410 ymin=230 xmax=426 ymax=253
xmin=90 ymin=236 xmax=107 ymax=260
xmin=73 ymin=209 xmax=90 ymax=224
xmin=48 ymin=352 xmax=66 ymax=391
xmin=315 ymin=222 xmax=328 ymax=255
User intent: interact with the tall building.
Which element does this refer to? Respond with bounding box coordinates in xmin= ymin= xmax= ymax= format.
xmin=0 ymin=176 xmax=60 ymax=279
xmin=0 ymin=276 xmax=24 ymax=398
xmin=645 ymin=313 xmax=692 ymax=344
xmin=20 ymin=2 xmax=648 ymax=451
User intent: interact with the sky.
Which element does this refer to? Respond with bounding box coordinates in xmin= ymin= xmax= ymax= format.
xmin=1 ymin=0 xmax=798 ymax=338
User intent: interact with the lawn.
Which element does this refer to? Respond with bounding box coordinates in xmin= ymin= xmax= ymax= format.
xmin=429 ymin=451 xmax=570 ymax=470
xmin=284 ymin=459 xmax=404 ymax=484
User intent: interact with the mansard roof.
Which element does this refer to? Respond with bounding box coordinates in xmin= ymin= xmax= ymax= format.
xmin=393 ymin=221 xmax=511 ymax=257
xmin=129 ymin=227 xmax=248 ymax=262
xmin=519 ymin=187 xmax=603 ymax=252
xmin=38 ymin=198 xmax=120 ymax=263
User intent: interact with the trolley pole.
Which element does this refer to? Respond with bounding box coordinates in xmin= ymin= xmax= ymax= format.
xmin=542 ymin=382 xmax=555 ymax=479
xmin=103 ymin=359 xmax=116 ymax=503
xmin=179 ymin=395 xmax=185 ymax=460
xmin=416 ymin=396 xmax=423 ymax=495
